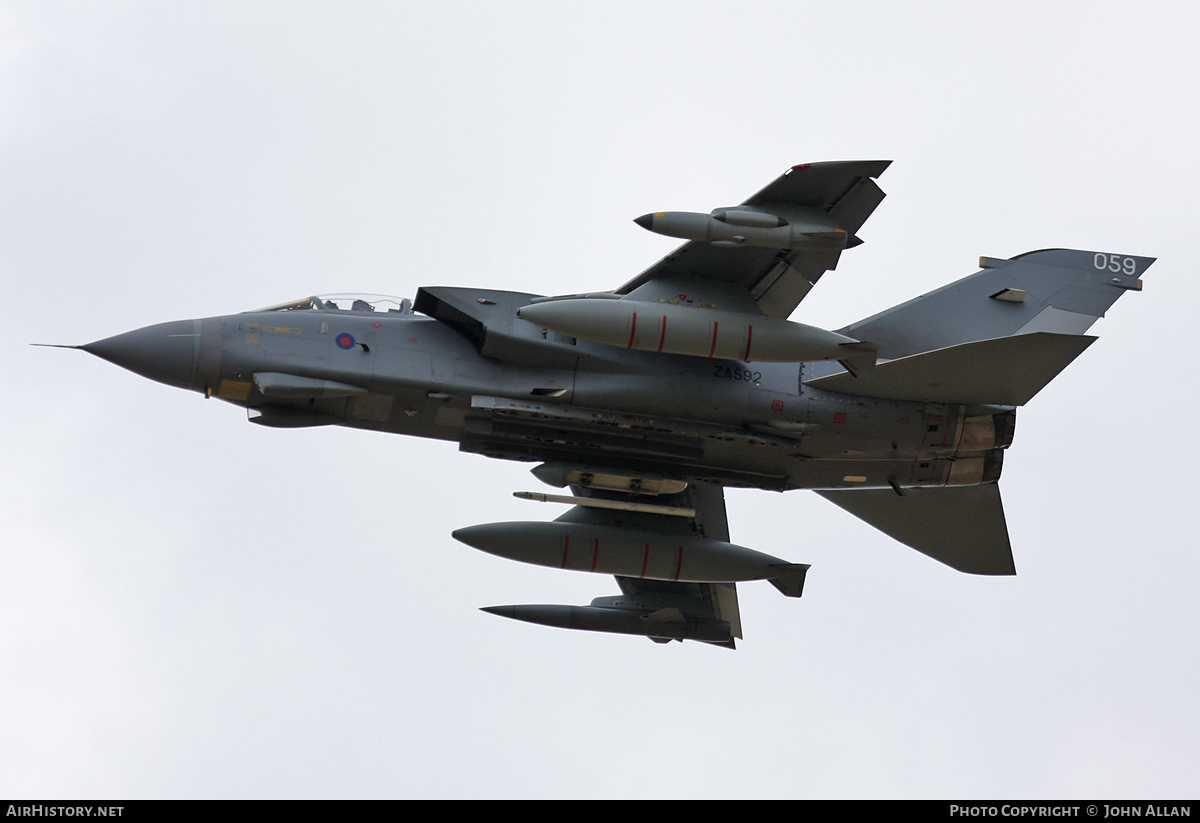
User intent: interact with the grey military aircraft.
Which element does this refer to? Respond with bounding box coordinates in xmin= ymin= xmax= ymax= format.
xmin=53 ymin=161 xmax=1151 ymax=648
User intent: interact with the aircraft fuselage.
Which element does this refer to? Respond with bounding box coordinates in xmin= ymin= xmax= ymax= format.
xmin=86 ymin=296 xmax=1010 ymax=495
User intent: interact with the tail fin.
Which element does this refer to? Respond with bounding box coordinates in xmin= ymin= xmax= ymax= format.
xmin=840 ymin=249 xmax=1152 ymax=360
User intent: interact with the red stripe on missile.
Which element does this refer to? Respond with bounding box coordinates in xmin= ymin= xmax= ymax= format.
xmin=628 ymin=312 xmax=637 ymax=348
xmin=674 ymin=546 xmax=683 ymax=581
xmin=561 ymin=534 xmax=570 ymax=568
xmin=591 ymin=538 xmax=599 ymax=572
xmin=709 ymin=321 xmax=719 ymax=357
xmin=744 ymin=325 xmax=754 ymax=361
xmin=657 ymin=315 xmax=667 ymax=353
xmin=641 ymin=543 xmax=649 ymax=578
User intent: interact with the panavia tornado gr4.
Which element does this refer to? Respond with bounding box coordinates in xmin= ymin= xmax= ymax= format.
xmin=58 ymin=161 xmax=1151 ymax=648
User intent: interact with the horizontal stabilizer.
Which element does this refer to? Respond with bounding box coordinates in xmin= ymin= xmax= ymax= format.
xmin=816 ymin=484 xmax=1015 ymax=575
xmin=805 ymin=332 xmax=1095 ymax=405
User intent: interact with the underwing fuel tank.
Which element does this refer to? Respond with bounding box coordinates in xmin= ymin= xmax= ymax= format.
xmin=517 ymin=298 xmax=876 ymax=365
xmin=452 ymin=521 xmax=804 ymax=584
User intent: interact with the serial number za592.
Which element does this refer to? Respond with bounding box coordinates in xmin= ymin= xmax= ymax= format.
xmin=713 ymin=366 xmax=762 ymax=383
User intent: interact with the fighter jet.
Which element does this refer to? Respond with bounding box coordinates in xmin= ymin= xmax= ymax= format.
xmin=55 ymin=161 xmax=1151 ymax=648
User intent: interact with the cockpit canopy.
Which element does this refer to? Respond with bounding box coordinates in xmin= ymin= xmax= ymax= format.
xmin=254 ymin=293 xmax=413 ymax=314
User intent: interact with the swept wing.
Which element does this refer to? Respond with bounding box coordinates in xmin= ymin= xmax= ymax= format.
xmin=617 ymin=160 xmax=891 ymax=319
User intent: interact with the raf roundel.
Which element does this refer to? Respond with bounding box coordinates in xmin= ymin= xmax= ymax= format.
xmin=335 ymin=333 xmax=356 ymax=350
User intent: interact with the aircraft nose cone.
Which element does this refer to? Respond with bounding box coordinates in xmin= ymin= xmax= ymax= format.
xmin=82 ymin=319 xmax=201 ymax=390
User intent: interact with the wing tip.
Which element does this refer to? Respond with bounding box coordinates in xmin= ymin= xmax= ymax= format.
xmin=788 ymin=159 xmax=892 ymax=178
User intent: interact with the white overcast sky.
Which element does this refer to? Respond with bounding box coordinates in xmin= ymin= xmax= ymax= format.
xmin=3 ymin=0 xmax=1198 ymax=799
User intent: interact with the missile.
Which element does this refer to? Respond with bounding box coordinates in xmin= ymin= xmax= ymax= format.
xmin=452 ymin=520 xmax=805 ymax=584
xmin=481 ymin=604 xmax=732 ymax=643
xmin=634 ymin=210 xmax=848 ymax=250
xmin=517 ymin=298 xmax=877 ymax=367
